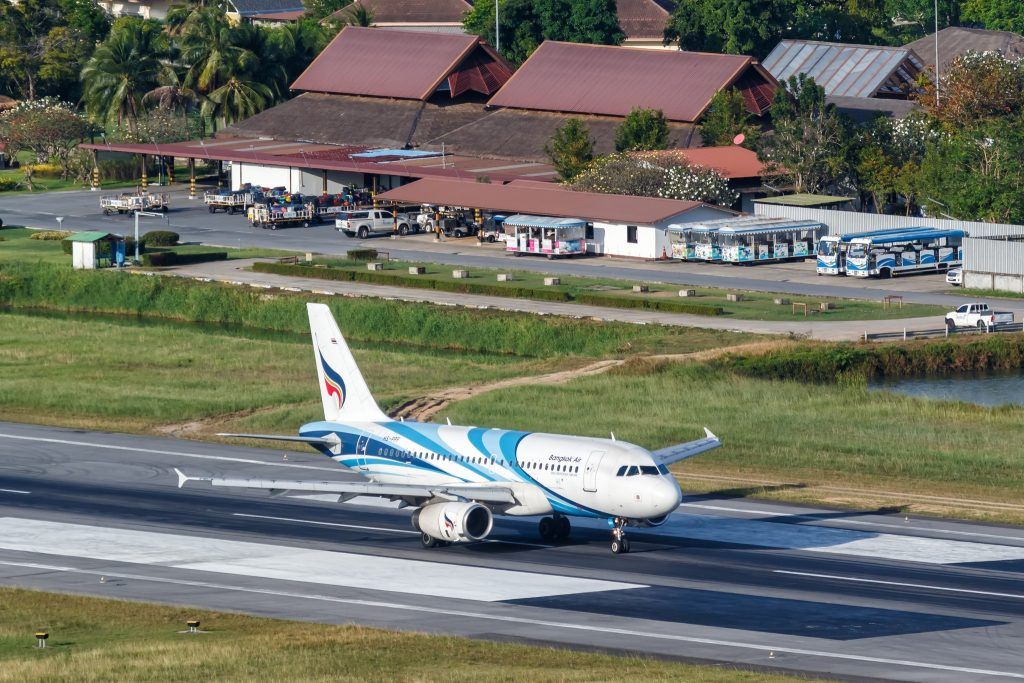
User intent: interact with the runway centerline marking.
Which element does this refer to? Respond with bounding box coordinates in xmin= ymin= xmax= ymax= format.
xmin=0 ymin=433 xmax=336 ymax=472
xmin=0 ymin=489 xmax=30 ymax=495
xmin=686 ymin=503 xmax=1024 ymax=543
xmin=0 ymin=559 xmax=1020 ymax=680
xmin=232 ymin=512 xmax=552 ymax=549
xmin=775 ymin=570 xmax=1024 ymax=600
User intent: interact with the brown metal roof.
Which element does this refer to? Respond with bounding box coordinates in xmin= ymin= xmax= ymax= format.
xmin=905 ymin=27 xmax=1024 ymax=74
xmin=248 ymin=9 xmax=304 ymax=21
xmin=291 ymin=27 xmax=511 ymax=100
xmin=616 ymin=0 xmax=673 ymax=40
xmin=640 ymin=146 xmax=765 ymax=179
xmin=332 ymin=0 xmax=471 ymax=24
xmin=376 ymin=177 xmax=726 ymax=224
xmin=486 ymin=41 xmax=777 ymax=122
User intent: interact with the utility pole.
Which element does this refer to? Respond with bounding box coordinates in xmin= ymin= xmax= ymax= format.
xmin=934 ymin=0 xmax=940 ymax=106
xmin=495 ymin=0 xmax=500 ymax=53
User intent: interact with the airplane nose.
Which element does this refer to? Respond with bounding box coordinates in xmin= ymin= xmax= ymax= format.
xmin=652 ymin=478 xmax=683 ymax=513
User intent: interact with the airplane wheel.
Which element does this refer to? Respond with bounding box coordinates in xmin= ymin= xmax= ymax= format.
xmin=611 ymin=538 xmax=630 ymax=554
xmin=421 ymin=532 xmax=440 ymax=548
xmin=538 ymin=516 xmax=555 ymax=541
xmin=554 ymin=516 xmax=571 ymax=541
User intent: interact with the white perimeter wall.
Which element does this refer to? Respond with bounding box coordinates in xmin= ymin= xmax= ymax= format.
xmin=591 ymin=206 xmax=734 ymax=259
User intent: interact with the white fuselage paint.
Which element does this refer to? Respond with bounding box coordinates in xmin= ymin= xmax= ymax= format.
xmin=306 ymin=420 xmax=683 ymax=522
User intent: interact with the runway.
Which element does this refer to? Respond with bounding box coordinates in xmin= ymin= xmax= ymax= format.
xmin=0 ymin=420 xmax=1022 ymax=681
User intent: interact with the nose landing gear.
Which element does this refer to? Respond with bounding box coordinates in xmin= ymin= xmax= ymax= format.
xmin=610 ymin=518 xmax=630 ymax=554
xmin=538 ymin=515 xmax=571 ymax=542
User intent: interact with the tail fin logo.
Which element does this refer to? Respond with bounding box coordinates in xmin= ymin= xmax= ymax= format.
xmin=318 ymin=349 xmax=347 ymax=411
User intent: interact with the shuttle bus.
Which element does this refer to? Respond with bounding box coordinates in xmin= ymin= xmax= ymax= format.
xmin=816 ymin=228 xmax=931 ymax=275
xmin=503 ymin=214 xmax=586 ymax=258
xmin=716 ymin=220 xmax=825 ymax=264
xmin=846 ymin=228 xmax=966 ymax=278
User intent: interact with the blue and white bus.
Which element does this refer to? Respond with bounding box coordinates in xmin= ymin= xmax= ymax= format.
xmin=816 ymin=228 xmax=934 ymax=275
xmin=846 ymin=228 xmax=966 ymax=278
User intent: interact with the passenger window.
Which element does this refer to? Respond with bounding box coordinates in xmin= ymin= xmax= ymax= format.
xmin=616 ymin=466 xmax=627 ymax=476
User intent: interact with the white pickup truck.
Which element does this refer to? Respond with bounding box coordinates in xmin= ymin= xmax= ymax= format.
xmin=945 ymin=303 xmax=1014 ymax=331
xmin=336 ymin=209 xmax=414 ymax=238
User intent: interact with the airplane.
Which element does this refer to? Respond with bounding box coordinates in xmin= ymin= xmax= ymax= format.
xmin=175 ymin=303 xmax=721 ymax=554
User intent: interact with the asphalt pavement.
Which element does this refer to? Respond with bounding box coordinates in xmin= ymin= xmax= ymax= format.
xmin=1 ymin=421 xmax=1022 ymax=681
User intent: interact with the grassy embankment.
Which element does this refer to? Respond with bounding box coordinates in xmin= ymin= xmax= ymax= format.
xmin=444 ymin=337 xmax=1024 ymax=521
xmin=255 ymin=257 xmax=946 ymax=322
xmin=0 ymin=588 xmax=815 ymax=683
xmin=959 ymin=287 xmax=1024 ymax=300
xmin=0 ymin=227 xmax=287 ymax=265
xmin=0 ymin=262 xmax=752 ymax=434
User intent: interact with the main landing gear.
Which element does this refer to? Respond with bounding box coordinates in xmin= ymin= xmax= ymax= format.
xmin=420 ymin=533 xmax=451 ymax=548
xmin=610 ymin=518 xmax=630 ymax=554
xmin=538 ymin=515 xmax=571 ymax=542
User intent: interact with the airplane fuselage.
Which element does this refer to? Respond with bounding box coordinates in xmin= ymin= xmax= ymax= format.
xmin=300 ymin=419 xmax=683 ymax=523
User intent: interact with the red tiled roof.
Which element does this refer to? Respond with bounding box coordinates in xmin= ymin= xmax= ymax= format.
xmin=376 ymin=177 xmax=726 ymax=224
xmin=486 ymin=41 xmax=778 ymax=122
xmin=616 ymin=0 xmax=672 ymax=40
xmin=291 ymin=27 xmax=511 ymax=100
xmin=641 ymin=145 xmax=765 ymax=179
xmin=249 ymin=9 xmax=305 ymax=20
xmin=334 ymin=0 xmax=471 ymax=24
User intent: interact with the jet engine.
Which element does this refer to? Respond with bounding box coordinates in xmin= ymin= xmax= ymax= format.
xmin=412 ymin=502 xmax=493 ymax=543
xmin=635 ymin=514 xmax=670 ymax=528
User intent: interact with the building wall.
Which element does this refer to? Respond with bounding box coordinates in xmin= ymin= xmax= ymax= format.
xmin=232 ymin=163 xmax=292 ymax=191
xmin=591 ymin=206 xmax=734 ymax=258
xmin=96 ymin=0 xmax=172 ymax=19
xmin=963 ymin=237 xmax=1024 ymax=293
xmin=755 ymin=203 xmax=1024 ymax=238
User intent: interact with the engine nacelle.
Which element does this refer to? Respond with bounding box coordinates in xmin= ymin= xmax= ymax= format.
xmin=412 ymin=502 xmax=493 ymax=543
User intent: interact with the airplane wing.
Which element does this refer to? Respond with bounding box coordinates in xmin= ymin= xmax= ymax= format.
xmin=216 ymin=433 xmax=337 ymax=447
xmin=652 ymin=428 xmax=721 ymax=466
xmin=174 ymin=468 xmax=517 ymax=505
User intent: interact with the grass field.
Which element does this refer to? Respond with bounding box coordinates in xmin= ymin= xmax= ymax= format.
xmin=302 ymin=256 xmax=944 ymax=322
xmin=0 ymin=312 xmax=594 ymax=433
xmin=442 ymin=358 xmax=1024 ymax=516
xmin=0 ymin=227 xmax=287 ymax=265
xmin=0 ymin=588 xmax=815 ymax=683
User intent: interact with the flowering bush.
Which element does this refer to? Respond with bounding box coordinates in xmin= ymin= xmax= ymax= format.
xmin=0 ymin=98 xmax=95 ymax=178
xmin=572 ymin=152 xmax=738 ymax=206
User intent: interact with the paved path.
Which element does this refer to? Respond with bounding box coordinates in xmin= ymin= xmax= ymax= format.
xmin=171 ymin=259 xmax=951 ymax=341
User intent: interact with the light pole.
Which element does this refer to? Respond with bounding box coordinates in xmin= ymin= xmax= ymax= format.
xmin=133 ymin=210 xmax=167 ymax=264
xmin=495 ymin=0 xmax=500 ymax=53
xmin=934 ymin=0 xmax=940 ymax=106
xmin=56 ymin=216 xmax=64 ymax=232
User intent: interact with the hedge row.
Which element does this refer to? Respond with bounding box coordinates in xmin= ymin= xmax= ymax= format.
xmin=142 ymin=251 xmax=228 ymax=267
xmin=719 ymin=336 xmax=1024 ymax=382
xmin=252 ymin=262 xmax=724 ymax=317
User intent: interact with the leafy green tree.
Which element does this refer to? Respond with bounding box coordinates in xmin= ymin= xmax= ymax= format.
xmin=962 ymin=0 xmax=1024 ymax=33
xmin=700 ymin=88 xmax=760 ymax=147
xmin=305 ymin=0 xmax=350 ymax=21
xmin=552 ymin=0 xmax=623 ymax=45
xmin=0 ymin=98 xmax=95 ymax=176
xmin=615 ymin=108 xmax=670 ymax=152
xmin=340 ymin=3 xmax=375 ymax=26
xmin=918 ymin=51 xmax=1024 ymax=130
xmin=56 ymin=0 xmax=110 ymax=41
xmin=464 ymin=0 xmax=543 ymax=65
xmin=545 ymin=118 xmax=595 ymax=182
xmin=81 ymin=17 xmax=170 ymax=132
xmin=884 ymin=0 xmax=959 ymax=41
xmin=758 ymin=74 xmax=852 ymax=194
xmin=664 ymin=0 xmax=790 ymax=58
xmin=268 ymin=19 xmax=335 ymax=85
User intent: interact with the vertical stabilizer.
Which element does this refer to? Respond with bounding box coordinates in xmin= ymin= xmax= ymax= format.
xmin=307 ymin=303 xmax=388 ymax=423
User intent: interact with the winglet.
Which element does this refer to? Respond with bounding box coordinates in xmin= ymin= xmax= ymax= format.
xmin=704 ymin=427 xmax=717 ymax=441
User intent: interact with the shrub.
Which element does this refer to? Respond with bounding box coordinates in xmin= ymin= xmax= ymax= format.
xmin=29 ymin=163 xmax=62 ymax=178
xmin=98 ymin=158 xmax=142 ymax=182
xmin=141 ymin=230 xmax=179 ymax=246
xmin=30 ymin=230 xmax=74 ymax=240
xmin=142 ymin=251 xmax=227 ymax=267
xmin=61 ymin=239 xmax=72 ymax=255
xmin=346 ymin=249 xmax=378 ymax=261
xmin=0 ymin=176 xmax=19 ymax=192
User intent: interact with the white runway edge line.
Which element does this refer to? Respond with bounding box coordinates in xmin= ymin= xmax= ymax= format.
xmin=0 ymin=433 xmax=334 ymax=472
xmin=775 ymin=570 xmax=1024 ymax=600
xmin=1 ymin=560 xmax=1021 ymax=680
xmin=0 ymin=518 xmax=634 ymax=602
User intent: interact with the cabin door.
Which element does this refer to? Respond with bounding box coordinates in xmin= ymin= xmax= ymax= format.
xmin=583 ymin=450 xmax=605 ymax=492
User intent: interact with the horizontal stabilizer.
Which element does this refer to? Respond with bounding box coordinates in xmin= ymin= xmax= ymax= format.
xmin=216 ymin=433 xmax=336 ymax=446
xmin=653 ymin=428 xmax=721 ymax=466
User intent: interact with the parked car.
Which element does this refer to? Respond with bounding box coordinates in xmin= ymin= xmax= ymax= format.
xmin=336 ymin=209 xmax=414 ymax=238
xmin=945 ymin=303 xmax=1014 ymax=331
xmin=946 ymin=268 xmax=963 ymax=286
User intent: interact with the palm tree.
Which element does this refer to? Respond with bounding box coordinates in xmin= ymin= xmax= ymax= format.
xmin=81 ymin=18 xmax=170 ymax=132
xmin=229 ymin=22 xmax=289 ymax=101
xmin=342 ymin=3 xmax=375 ymax=26
xmin=201 ymin=73 xmax=273 ymax=128
xmin=178 ymin=8 xmax=239 ymax=95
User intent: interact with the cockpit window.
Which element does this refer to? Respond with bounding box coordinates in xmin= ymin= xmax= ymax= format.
xmin=626 ymin=466 xmax=639 ymax=476
xmin=639 ymin=465 xmax=659 ymax=475
xmin=657 ymin=464 xmax=669 ymax=475
xmin=616 ymin=465 xmax=627 ymax=477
